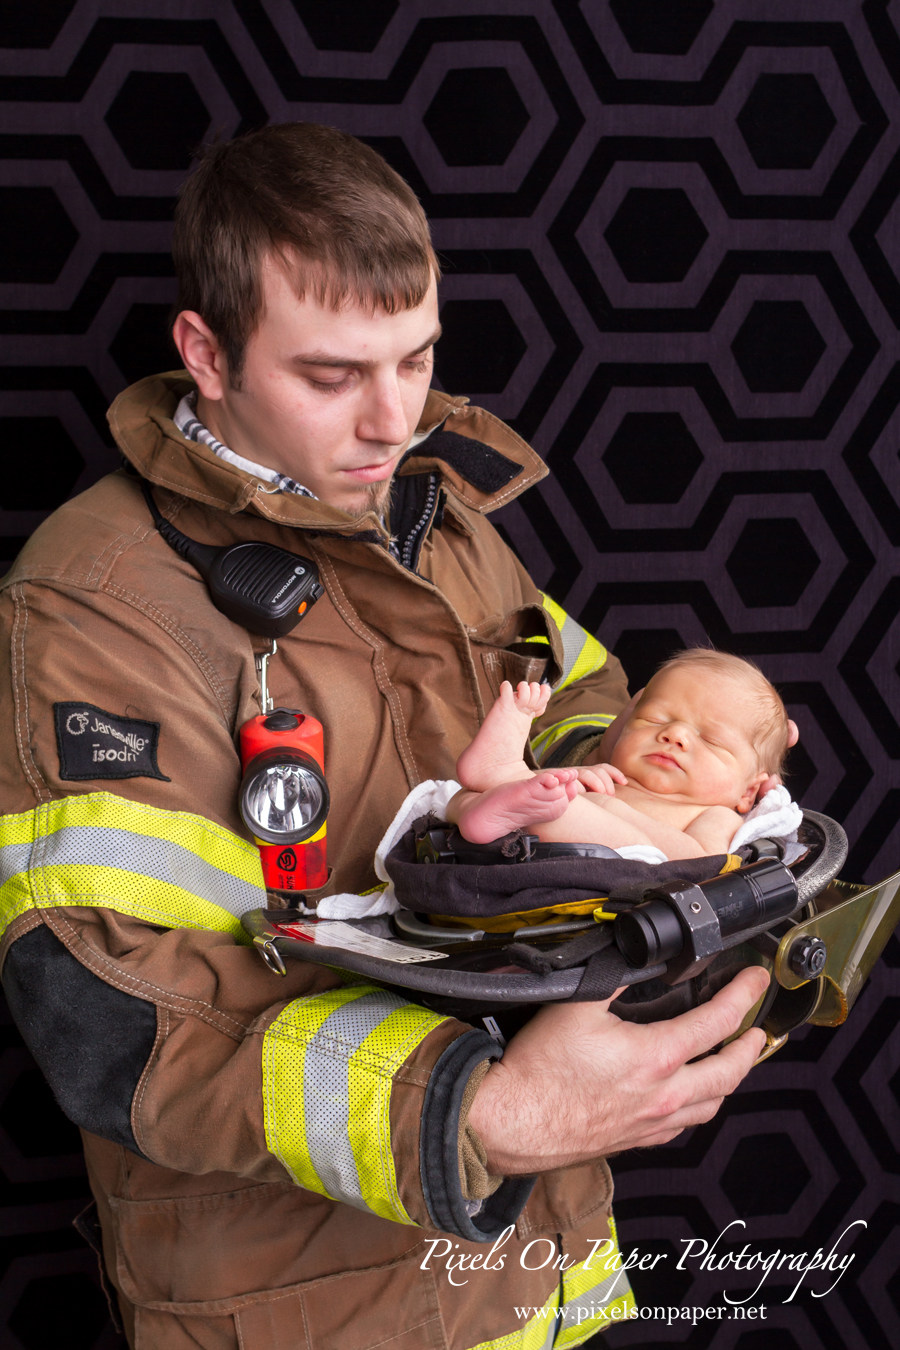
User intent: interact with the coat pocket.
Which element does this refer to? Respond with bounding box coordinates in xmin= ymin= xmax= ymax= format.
xmin=110 ymin=1183 xmax=442 ymax=1350
xmin=517 ymin=1157 xmax=614 ymax=1238
xmin=478 ymin=646 xmax=548 ymax=704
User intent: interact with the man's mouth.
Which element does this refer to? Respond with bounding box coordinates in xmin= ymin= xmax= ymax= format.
xmin=342 ymin=461 xmax=397 ymax=483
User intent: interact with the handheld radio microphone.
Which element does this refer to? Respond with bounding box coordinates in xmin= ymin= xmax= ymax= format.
xmin=141 ymin=480 xmax=324 ymax=639
xmin=141 ymin=478 xmax=331 ymax=894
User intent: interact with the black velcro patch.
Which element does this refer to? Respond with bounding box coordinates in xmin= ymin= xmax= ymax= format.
xmin=416 ymin=429 xmax=523 ymax=494
xmin=54 ymin=702 xmax=170 ymax=781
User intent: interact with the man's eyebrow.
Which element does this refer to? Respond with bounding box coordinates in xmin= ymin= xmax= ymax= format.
xmin=408 ymin=325 xmax=442 ymax=356
xmin=292 ymin=326 xmax=443 ymax=370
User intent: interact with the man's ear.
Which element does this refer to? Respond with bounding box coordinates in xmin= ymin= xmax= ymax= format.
xmin=171 ymin=311 xmax=227 ymax=401
xmin=736 ymin=772 xmax=769 ymax=814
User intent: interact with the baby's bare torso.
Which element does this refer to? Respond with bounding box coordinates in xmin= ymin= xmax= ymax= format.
xmin=609 ymin=783 xmax=710 ymax=829
xmin=583 ymin=782 xmax=744 ymax=857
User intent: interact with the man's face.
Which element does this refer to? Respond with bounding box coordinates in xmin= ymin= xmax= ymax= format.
xmin=188 ymin=256 xmax=441 ymax=515
xmin=609 ymin=665 xmax=766 ymax=812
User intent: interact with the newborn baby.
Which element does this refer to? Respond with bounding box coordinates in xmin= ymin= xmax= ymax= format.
xmin=447 ymin=649 xmax=791 ymax=862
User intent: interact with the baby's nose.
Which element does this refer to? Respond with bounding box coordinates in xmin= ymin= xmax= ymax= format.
xmin=661 ymin=723 xmax=689 ymax=747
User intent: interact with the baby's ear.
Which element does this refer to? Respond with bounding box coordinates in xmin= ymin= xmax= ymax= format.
xmin=736 ymin=771 xmax=769 ymax=814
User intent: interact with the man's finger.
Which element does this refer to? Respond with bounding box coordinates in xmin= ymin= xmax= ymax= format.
xmin=655 ymin=966 xmax=770 ymax=1068
xmin=632 ymin=1031 xmax=766 ymax=1151
xmin=672 ymin=1025 xmax=768 ymax=1105
xmin=637 ymin=1097 xmax=727 ymax=1148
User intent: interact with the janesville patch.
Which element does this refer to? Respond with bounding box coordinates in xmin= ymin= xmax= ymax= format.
xmin=54 ymin=702 xmax=170 ymax=781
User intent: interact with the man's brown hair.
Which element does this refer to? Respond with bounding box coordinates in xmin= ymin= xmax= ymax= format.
xmin=171 ymin=122 xmax=440 ymax=382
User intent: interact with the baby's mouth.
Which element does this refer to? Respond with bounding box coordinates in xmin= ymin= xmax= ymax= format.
xmin=646 ymin=752 xmax=681 ymax=769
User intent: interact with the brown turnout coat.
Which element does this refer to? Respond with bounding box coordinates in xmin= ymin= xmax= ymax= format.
xmin=0 ymin=374 xmax=630 ymax=1349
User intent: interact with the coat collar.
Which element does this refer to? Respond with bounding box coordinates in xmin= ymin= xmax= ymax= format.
xmin=107 ymin=372 xmax=547 ymax=535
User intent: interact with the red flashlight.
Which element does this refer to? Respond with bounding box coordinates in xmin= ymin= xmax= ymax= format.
xmin=238 ymin=709 xmax=329 ymax=893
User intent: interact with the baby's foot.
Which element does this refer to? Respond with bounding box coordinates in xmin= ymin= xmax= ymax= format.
xmin=456 ymin=769 xmax=580 ymax=844
xmin=457 ymin=680 xmax=552 ymax=792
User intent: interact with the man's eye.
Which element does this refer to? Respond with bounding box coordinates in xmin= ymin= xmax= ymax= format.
xmin=311 ymin=376 xmax=353 ymax=393
xmin=404 ymin=357 xmax=431 ymax=374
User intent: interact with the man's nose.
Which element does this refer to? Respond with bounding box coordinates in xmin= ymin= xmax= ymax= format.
xmin=358 ymin=374 xmax=409 ymax=447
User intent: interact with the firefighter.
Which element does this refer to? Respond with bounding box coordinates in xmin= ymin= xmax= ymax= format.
xmin=0 ymin=124 xmax=769 ymax=1348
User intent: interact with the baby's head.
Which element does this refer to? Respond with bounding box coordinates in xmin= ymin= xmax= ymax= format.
xmin=609 ymin=648 xmax=791 ymax=813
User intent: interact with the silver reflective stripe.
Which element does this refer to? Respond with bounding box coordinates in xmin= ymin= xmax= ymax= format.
xmin=558 ymin=611 xmax=589 ymax=685
xmin=35 ymin=826 xmax=263 ymax=917
xmin=561 ymin=1268 xmax=632 ymax=1327
xmin=0 ymin=841 xmax=33 ymax=884
xmin=530 ymin=1269 xmax=628 ymax=1350
xmin=535 ymin=1311 xmax=557 ymax=1350
xmin=303 ymin=989 xmax=407 ymax=1212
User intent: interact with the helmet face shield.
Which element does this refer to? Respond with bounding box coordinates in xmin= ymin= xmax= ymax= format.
xmin=240 ymin=748 xmax=329 ymax=845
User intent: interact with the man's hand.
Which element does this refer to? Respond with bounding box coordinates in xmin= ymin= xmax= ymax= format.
xmin=758 ymin=718 xmax=799 ymax=799
xmin=468 ymin=966 xmax=769 ymax=1174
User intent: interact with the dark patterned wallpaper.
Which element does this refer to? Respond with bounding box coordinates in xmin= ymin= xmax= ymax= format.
xmin=2 ymin=2 xmax=900 ymax=1347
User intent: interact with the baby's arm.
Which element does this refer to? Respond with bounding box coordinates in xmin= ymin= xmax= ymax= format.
xmin=681 ymin=805 xmax=742 ymax=856
xmin=447 ymin=770 xmax=661 ymax=852
xmin=448 ymin=762 xmax=738 ymax=859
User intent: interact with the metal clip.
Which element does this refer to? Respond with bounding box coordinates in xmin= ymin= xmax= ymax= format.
xmin=253 ymin=934 xmax=287 ymax=976
xmin=255 ymin=639 xmax=278 ymax=714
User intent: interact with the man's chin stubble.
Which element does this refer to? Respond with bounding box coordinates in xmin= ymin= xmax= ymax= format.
xmin=364 ymin=476 xmax=394 ymax=517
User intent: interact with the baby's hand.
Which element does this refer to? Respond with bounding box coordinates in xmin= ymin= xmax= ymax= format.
xmin=573 ymin=764 xmax=627 ymax=796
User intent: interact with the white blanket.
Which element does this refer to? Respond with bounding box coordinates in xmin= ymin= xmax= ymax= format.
xmin=730 ymin=785 xmax=803 ymax=856
xmin=315 ymin=781 xmax=804 ymax=919
xmin=317 ymin=780 xmax=461 ymax=918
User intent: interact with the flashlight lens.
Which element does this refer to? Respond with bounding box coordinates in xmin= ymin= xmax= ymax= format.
xmin=247 ymin=764 xmax=324 ymax=837
xmin=240 ymin=749 xmax=329 ymax=844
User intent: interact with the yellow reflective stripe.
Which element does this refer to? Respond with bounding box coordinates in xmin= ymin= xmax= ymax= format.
xmin=32 ymin=793 xmax=263 ymax=881
xmin=27 ymin=864 xmax=248 ymax=936
xmin=0 ymin=812 xmax=34 ymax=847
xmin=0 ymin=792 xmax=265 ymax=940
xmin=554 ymin=1237 xmax=636 ymax=1345
xmin=531 ymin=713 xmax=615 ymax=764
xmin=465 ymin=1215 xmax=634 ymax=1350
xmin=348 ymin=1002 xmax=446 ymax=1223
xmin=262 ymin=984 xmax=365 ymax=1205
xmin=464 ymin=1287 xmax=561 ymax=1350
xmin=565 ymin=635 xmax=607 ymax=690
xmin=263 ymin=984 xmax=446 ymax=1224
xmin=540 ymin=593 xmax=607 ymax=692
xmin=552 ymin=1287 xmax=635 ymax=1345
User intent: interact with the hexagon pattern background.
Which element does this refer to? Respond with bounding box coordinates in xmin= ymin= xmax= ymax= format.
xmin=3 ymin=1 xmax=900 ymax=1346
